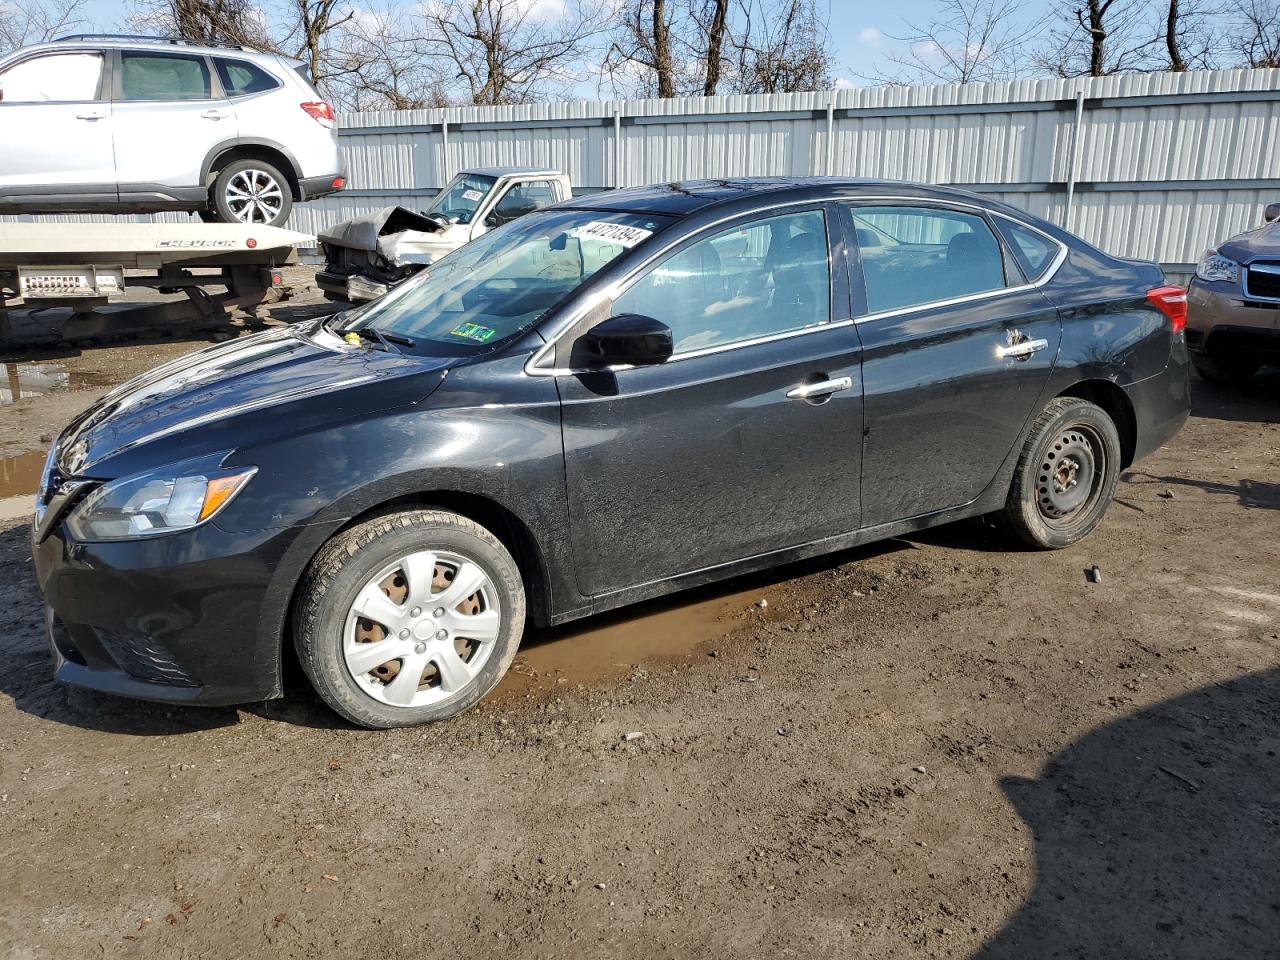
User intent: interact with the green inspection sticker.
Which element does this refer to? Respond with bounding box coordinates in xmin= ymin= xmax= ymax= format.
xmin=449 ymin=322 xmax=497 ymax=343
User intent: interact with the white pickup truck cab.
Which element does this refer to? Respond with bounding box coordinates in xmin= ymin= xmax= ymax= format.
xmin=317 ymin=166 xmax=573 ymax=302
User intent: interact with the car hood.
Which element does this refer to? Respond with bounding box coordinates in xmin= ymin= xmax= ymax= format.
xmin=1219 ymin=221 xmax=1280 ymax=262
xmin=57 ymin=322 xmax=450 ymax=478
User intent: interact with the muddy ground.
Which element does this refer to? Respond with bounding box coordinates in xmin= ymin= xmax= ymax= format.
xmin=0 ymin=278 xmax=1277 ymax=959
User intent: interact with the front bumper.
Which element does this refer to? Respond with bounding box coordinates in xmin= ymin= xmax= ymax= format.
xmin=1186 ymin=279 xmax=1280 ymax=359
xmin=34 ymin=516 xmax=341 ymax=706
xmin=315 ymin=269 xmax=388 ymax=303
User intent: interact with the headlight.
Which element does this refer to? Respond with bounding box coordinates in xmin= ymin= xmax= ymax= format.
xmin=66 ymin=466 xmax=256 ymax=542
xmin=1196 ymin=249 xmax=1238 ymax=283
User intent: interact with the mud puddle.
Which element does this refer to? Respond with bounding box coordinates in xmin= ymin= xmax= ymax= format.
xmin=0 ymin=450 xmax=45 ymax=521
xmin=495 ymin=581 xmax=784 ymax=700
xmin=2 ymin=360 xmax=112 ymax=404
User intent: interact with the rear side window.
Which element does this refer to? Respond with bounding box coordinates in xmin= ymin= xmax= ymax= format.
xmin=215 ymin=58 xmax=280 ymax=96
xmin=119 ymin=52 xmax=212 ymax=101
xmin=996 ymin=218 xmax=1059 ymax=281
xmin=851 ymin=205 xmax=1007 ymax=313
xmin=0 ymin=52 xmax=102 ymax=102
xmin=611 ymin=209 xmax=831 ymax=354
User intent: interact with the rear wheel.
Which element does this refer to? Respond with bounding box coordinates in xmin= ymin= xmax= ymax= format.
xmin=1002 ymin=397 xmax=1121 ymax=549
xmin=210 ymin=159 xmax=293 ymax=226
xmin=294 ymin=509 xmax=525 ymax=728
xmin=1192 ymin=353 xmax=1259 ymax=386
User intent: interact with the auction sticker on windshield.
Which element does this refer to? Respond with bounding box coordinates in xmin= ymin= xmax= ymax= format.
xmin=462 ymin=189 xmax=485 ymax=202
xmin=450 ymin=321 xmax=498 ymax=342
xmin=571 ymin=221 xmax=653 ymax=247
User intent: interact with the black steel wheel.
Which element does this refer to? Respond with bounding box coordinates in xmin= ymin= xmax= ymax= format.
xmin=1002 ymin=397 xmax=1122 ymax=549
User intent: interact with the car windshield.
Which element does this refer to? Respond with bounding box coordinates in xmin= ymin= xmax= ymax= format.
xmin=424 ymin=173 xmax=498 ymax=225
xmin=343 ymin=208 xmax=674 ymax=353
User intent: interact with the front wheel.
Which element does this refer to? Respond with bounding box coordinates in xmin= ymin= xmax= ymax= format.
xmin=1002 ymin=397 xmax=1122 ymax=549
xmin=294 ymin=510 xmax=526 ymax=728
xmin=210 ymin=159 xmax=293 ymax=226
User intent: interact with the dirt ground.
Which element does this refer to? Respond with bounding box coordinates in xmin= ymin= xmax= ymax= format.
xmin=0 ymin=279 xmax=1277 ymax=959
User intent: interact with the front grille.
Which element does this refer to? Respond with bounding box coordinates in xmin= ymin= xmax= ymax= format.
xmin=94 ymin=630 xmax=198 ymax=687
xmin=1244 ymin=262 xmax=1280 ymax=300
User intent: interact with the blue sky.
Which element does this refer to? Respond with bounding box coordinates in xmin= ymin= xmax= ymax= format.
xmin=73 ymin=0 xmax=1055 ymax=95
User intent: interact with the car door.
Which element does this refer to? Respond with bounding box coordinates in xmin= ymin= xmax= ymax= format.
xmin=111 ymin=49 xmax=236 ymax=199
xmin=0 ymin=49 xmax=115 ymax=200
xmin=845 ymin=201 xmax=1063 ymax=527
xmin=556 ymin=204 xmax=864 ymax=599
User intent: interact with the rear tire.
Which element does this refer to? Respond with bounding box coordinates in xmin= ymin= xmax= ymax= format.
xmin=1002 ymin=397 xmax=1121 ymax=549
xmin=209 ymin=159 xmax=293 ymax=226
xmin=293 ymin=509 xmax=525 ymax=728
xmin=1192 ymin=353 xmax=1259 ymax=386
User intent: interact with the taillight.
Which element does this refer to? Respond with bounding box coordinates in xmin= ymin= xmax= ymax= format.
xmin=300 ymin=101 xmax=335 ymax=127
xmin=1147 ymin=285 xmax=1187 ymax=333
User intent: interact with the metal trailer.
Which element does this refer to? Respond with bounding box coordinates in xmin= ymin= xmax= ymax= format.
xmin=0 ymin=223 xmax=313 ymax=345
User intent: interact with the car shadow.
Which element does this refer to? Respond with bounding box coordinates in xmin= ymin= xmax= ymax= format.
xmin=1122 ymin=469 xmax=1280 ymax=510
xmin=975 ymin=666 xmax=1280 ymax=958
xmin=1190 ymin=367 xmax=1280 ymax=424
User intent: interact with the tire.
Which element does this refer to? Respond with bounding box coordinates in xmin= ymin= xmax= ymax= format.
xmin=209 ymin=159 xmax=293 ymax=226
xmin=1192 ymin=353 xmax=1259 ymax=386
xmin=293 ymin=509 xmax=526 ymax=728
xmin=1002 ymin=397 xmax=1122 ymax=549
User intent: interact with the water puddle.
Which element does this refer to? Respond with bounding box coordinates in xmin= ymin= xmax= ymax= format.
xmin=0 ymin=449 xmax=46 ymax=521
xmin=494 ymin=580 xmax=785 ymax=700
xmin=1 ymin=360 xmax=113 ymax=404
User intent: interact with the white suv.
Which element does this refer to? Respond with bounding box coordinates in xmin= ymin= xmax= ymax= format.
xmin=0 ymin=35 xmax=346 ymax=225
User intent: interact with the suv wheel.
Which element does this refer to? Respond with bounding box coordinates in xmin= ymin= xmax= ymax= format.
xmin=1192 ymin=353 xmax=1259 ymax=386
xmin=210 ymin=159 xmax=293 ymax=226
xmin=1002 ymin=397 xmax=1122 ymax=549
xmin=294 ymin=509 xmax=525 ymax=728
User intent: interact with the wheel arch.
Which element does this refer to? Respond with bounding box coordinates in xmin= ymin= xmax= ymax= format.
xmin=202 ymin=140 xmax=304 ymax=201
xmin=1056 ymin=378 xmax=1137 ymax=468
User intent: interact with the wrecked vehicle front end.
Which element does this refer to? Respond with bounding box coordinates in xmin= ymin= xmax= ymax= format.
xmin=317 ymin=206 xmax=464 ymax=303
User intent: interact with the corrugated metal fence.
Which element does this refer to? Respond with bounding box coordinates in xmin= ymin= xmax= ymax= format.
xmin=19 ymin=68 xmax=1280 ymax=269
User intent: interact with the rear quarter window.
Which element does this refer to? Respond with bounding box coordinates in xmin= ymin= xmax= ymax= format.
xmin=215 ymin=59 xmax=280 ymax=96
xmin=996 ymin=218 xmax=1060 ymax=281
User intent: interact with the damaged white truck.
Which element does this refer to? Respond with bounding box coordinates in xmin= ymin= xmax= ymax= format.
xmin=316 ymin=166 xmax=573 ymax=303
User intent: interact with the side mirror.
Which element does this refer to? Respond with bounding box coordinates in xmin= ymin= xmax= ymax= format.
xmin=582 ymin=313 xmax=673 ymax=367
xmin=1265 ymin=203 xmax=1280 ymax=223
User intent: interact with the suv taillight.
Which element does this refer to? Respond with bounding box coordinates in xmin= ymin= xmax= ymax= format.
xmin=1147 ymin=285 xmax=1187 ymax=333
xmin=301 ymin=101 xmax=335 ymax=127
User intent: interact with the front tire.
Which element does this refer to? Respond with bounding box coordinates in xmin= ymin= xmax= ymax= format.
xmin=1002 ymin=397 xmax=1121 ymax=549
xmin=210 ymin=159 xmax=293 ymax=226
xmin=293 ymin=510 xmax=526 ymax=728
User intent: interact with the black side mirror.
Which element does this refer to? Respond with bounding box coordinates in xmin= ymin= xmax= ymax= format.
xmin=582 ymin=313 xmax=673 ymax=367
xmin=1265 ymin=203 xmax=1280 ymax=223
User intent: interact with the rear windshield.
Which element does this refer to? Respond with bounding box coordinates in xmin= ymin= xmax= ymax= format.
xmin=344 ymin=208 xmax=674 ymax=355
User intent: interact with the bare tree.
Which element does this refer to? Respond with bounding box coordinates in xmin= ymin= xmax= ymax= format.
xmin=1224 ymin=0 xmax=1280 ymax=67
xmin=1034 ymin=0 xmax=1157 ymax=77
xmin=734 ymin=0 xmax=833 ymax=93
xmin=129 ymin=0 xmax=273 ymax=47
xmin=1159 ymin=0 xmax=1218 ymax=71
xmin=697 ymin=0 xmax=731 ymax=95
xmin=1 ymin=0 xmax=89 ymax=49
xmin=604 ymin=0 xmax=684 ymax=98
xmin=870 ymin=0 xmax=1036 ymax=85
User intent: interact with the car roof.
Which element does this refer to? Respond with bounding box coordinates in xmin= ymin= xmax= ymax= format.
xmin=7 ymin=35 xmax=301 ymax=67
xmin=561 ymin=177 xmax=1001 ymax=217
xmin=460 ymin=166 xmax=564 ymax=179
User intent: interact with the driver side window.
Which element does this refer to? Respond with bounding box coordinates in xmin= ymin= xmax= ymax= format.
xmin=611 ymin=209 xmax=830 ymax=354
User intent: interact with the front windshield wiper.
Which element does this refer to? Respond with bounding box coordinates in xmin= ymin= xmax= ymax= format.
xmin=337 ymin=325 xmax=416 ymax=354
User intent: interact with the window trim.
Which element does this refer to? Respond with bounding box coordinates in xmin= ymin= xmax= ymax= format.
xmin=844 ymin=200 xmax=1068 ymax=327
xmin=214 ymin=56 xmax=283 ymax=99
xmin=0 ymin=49 xmax=108 ymax=104
xmin=524 ymin=195 xmax=1066 ymax=377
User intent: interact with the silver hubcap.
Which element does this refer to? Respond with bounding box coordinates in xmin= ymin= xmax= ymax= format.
xmin=225 ymin=169 xmax=284 ymax=224
xmin=343 ymin=551 xmax=501 ymax=708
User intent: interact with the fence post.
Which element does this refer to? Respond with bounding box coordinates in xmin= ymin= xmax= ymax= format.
xmin=440 ymin=113 xmax=451 ymax=185
xmin=825 ymin=90 xmax=836 ymax=176
xmin=614 ymin=106 xmax=622 ymax=188
xmin=1064 ymin=90 xmax=1085 ymax=231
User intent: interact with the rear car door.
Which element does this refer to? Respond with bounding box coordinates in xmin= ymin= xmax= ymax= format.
xmin=0 ymin=49 xmax=115 ymax=200
xmin=111 ymin=49 xmax=235 ymax=200
xmin=556 ymin=205 xmax=864 ymax=598
xmin=846 ymin=201 xmax=1063 ymax=526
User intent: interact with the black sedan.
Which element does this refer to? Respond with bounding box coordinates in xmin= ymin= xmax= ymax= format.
xmin=32 ymin=179 xmax=1191 ymax=728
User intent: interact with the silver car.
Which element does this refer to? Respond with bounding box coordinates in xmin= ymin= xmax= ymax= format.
xmin=0 ymin=34 xmax=345 ymax=225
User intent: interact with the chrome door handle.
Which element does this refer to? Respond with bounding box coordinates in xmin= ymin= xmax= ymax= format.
xmin=75 ymin=110 xmax=106 ymax=121
xmin=997 ymin=338 xmax=1049 ymax=359
xmin=786 ymin=376 xmax=853 ymax=400
xmin=201 ymin=110 xmax=228 ymax=120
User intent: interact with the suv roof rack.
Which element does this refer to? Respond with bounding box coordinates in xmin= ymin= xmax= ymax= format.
xmin=54 ymin=34 xmax=251 ymax=51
